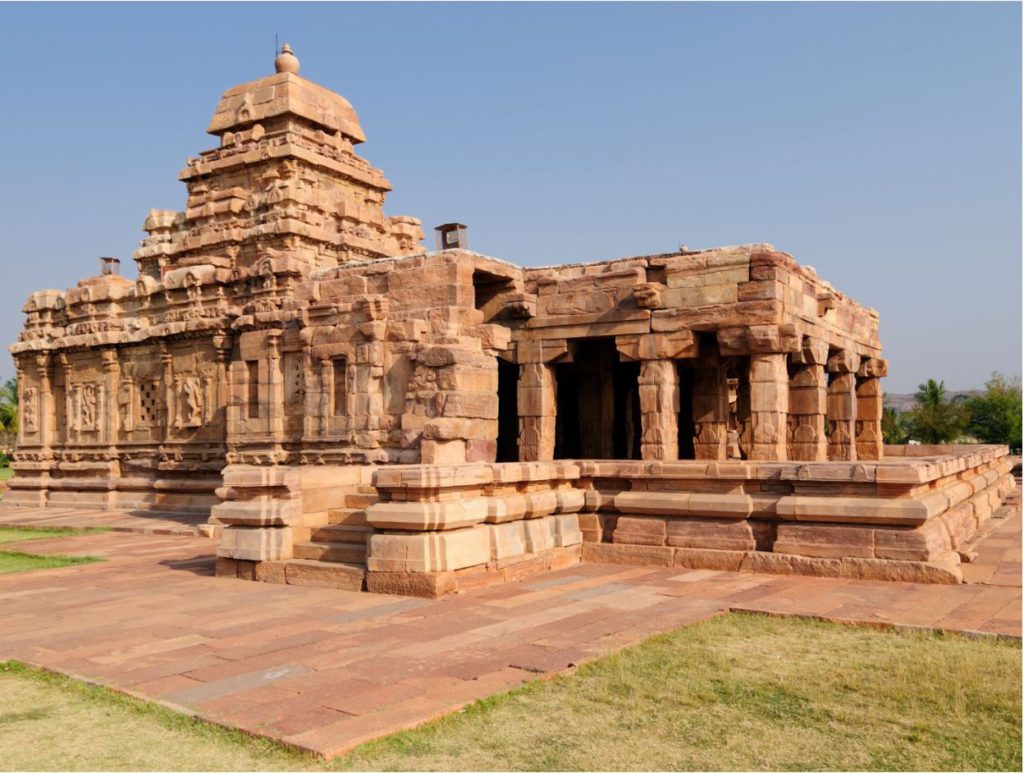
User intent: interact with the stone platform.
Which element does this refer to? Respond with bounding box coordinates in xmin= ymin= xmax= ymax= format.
xmin=0 ymin=503 xmax=1018 ymax=759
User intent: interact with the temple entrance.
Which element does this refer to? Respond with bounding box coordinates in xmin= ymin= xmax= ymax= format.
xmin=554 ymin=339 xmax=641 ymax=459
xmin=676 ymin=360 xmax=696 ymax=459
xmin=496 ymin=358 xmax=519 ymax=463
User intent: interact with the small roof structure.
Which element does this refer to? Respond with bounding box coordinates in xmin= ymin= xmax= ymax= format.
xmin=206 ymin=44 xmax=366 ymax=143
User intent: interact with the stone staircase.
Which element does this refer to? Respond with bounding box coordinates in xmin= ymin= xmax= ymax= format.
xmin=282 ymin=486 xmax=377 ymax=590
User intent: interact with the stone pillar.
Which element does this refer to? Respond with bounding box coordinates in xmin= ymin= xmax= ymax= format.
xmin=788 ymin=362 xmax=827 ymax=461
xmin=826 ymin=350 xmax=860 ymax=461
xmin=32 ymin=354 xmax=53 ymax=451
xmin=266 ymin=331 xmax=284 ymax=439
xmin=317 ymin=357 xmax=331 ymax=436
xmin=101 ymin=349 xmax=119 ymax=448
xmin=692 ymin=353 xmax=729 ymax=460
xmin=855 ymin=357 xmax=887 ymax=460
xmin=518 ymin=362 xmax=556 ymax=462
xmin=639 ymin=359 xmax=679 ymax=461
xmin=214 ymin=335 xmax=231 ymax=430
xmin=160 ymin=346 xmax=174 ymax=439
xmin=749 ymin=353 xmax=789 ymax=460
xmin=58 ymin=354 xmax=74 ymax=444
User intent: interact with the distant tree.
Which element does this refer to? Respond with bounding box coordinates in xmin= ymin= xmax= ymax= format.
xmin=965 ymin=373 xmax=1022 ymax=450
xmin=881 ymin=407 xmax=912 ymax=445
xmin=0 ymin=377 xmax=16 ymax=458
xmin=909 ymin=379 xmax=967 ymax=444
xmin=0 ymin=378 xmax=16 ymax=434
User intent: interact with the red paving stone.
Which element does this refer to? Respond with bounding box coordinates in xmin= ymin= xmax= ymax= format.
xmin=0 ymin=507 xmax=1019 ymax=759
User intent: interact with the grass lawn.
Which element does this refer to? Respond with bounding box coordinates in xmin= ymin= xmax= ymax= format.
xmin=0 ymin=527 xmax=106 ymax=575
xmin=0 ymin=466 xmax=12 ymax=485
xmin=0 ymin=614 xmax=1019 ymax=771
xmin=0 ymin=551 xmax=101 ymax=575
xmin=0 ymin=526 xmax=108 ymax=545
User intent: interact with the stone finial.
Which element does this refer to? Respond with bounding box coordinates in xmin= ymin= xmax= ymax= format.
xmin=275 ymin=43 xmax=300 ymax=75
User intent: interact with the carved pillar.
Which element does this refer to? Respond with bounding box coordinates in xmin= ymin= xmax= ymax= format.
xmin=100 ymin=349 xmax=119 ymax=448
xmin=32 ymin=355 xmax=52 ymax=451
xmin=160 ymin=347 xmax=174 ymax=439
xmin=787 ymin=342 xmax=828 ymax=462
xmin=827 ymin=350 xmax=860 ymax=461
xmin=518 ymin=363 xmax=556 ymax=462
xmin=58 ymin=354 xmax=75 ymax=444
xmin=855 ymin=357 xmax=887 ymax=460
xmin=266 ymin=331 xmax=283 ymax=440
xmin=213 ymin=335 xmax=231 ymax=429
xmin=749 ymin=353 xmax=789 ymax=460
xmin=318 ymin=357 xmax=331 ymax=437
xmin=692 ymin=352 xmax=729 ymax=460
xmin=639 ymin=359 xmax=679 ymax=461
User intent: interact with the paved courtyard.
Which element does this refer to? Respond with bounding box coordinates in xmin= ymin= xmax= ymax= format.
xmin=0 ymin=504 xmax=1019 ymax=759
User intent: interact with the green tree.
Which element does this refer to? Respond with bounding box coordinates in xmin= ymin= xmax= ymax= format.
xmin=881 ymin=406 xmax=912 ymax=444
xmin=0 ymin=377 xmax=16 ymax=434
xmin=965 ymin=372 xmax=1022 ymax=450
xmin=909 ymin=378 xmax=967 ymax=444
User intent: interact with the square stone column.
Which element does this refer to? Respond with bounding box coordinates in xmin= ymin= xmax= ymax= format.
xmin=826 ymin=350 xmax=860 ymax=461
xmin=639 ymin=359 xmax=680 ymax=461
xmin=749 ymin=353 xmax=789 ymax=460
xmin=855 ymin=358 xmax=886 ymax=460
xmin=788 ymin=362 xmax=827 ymax=461
xmin=518 ymin=362 xmax=556 ymax=461
xmin=692 ymin=354 xmax=729 ymax=460
xmin=32 ymin=354 xmax=54 ymax=451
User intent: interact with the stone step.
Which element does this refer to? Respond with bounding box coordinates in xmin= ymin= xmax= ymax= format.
xmin=327 ymin=508 xmax=367 ymax=527
xmin=279 ymin=559 xmax=366 ymax=591
xmin=293 ymin=541 xmax=367 ymax=564
xmin=309 ymin=524 xmax=371 ymax=544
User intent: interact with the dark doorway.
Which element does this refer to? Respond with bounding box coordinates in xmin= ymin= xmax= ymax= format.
xmin=677 ymin=360 xmax=696 ymax=459
xmin=496 ymin=358 xmax=519 ymax=463
xmin=554 ymin=339 xmax=641 ymax=460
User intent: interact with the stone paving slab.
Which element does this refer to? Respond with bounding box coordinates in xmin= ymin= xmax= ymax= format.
xmin=0 ymin=507 xmax=1019 ymax=759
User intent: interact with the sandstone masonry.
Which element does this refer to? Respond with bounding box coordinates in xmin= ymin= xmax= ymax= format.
xmin=7 ymin=47 xmax=1014 ymax=594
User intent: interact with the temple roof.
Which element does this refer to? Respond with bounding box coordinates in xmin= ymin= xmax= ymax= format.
xmin=206 ymin=44 xmax=366 ymax=142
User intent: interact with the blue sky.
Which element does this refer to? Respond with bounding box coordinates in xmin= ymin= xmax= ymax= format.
xmin=0 ymin=2 xmax=1019 ymax=392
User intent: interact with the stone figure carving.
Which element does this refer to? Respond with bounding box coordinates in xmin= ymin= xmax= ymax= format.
xmin=81 ymin=384 xmax=97 ymax=431
xmin=177 ymin=377 xmax=203 ymax=428
xmin=21 ymin=387 xmax=38 ymax=433
xmin=117 ymin=382 xmax=135 ymax=432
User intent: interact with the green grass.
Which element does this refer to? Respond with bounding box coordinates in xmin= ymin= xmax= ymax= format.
xmin=0 ymin=526 xmax=107 ymax=575
xmin=0 ymin=526 xmax=109 ymax=545
xmin=0 ymin=551 xmax=101 ymax=575
xmin=0 ymin=467 xmax=12 ymax=483
xmin=0 ymin=614 xmax=1019 ymax=771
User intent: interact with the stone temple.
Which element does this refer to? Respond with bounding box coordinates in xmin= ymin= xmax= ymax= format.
xmin=6 ymin=47 xmax=1013 ymax=596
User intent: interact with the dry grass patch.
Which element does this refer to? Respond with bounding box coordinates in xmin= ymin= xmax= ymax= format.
xmin=0 ymin=614 xmax=1019 ymax=771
